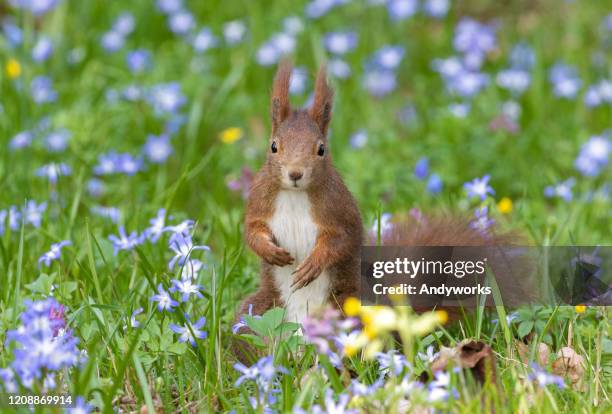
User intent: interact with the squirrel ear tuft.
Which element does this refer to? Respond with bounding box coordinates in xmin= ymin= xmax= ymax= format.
xmin=271 ymin=59 xmax=292 ymax=134
xmin=308 ymin=65 xmax=334 ymax=136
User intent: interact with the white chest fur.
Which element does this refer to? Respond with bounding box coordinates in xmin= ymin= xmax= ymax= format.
xmin=268 ymin=190 xmax=331 ymax=324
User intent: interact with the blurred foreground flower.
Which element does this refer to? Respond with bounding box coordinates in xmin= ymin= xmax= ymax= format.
xmin=575 ymin=133 xmax=610 ymax=177
xmin=497 ymin=197 xmax=513 ymax=214
xmin=6 ymin=58 xmax=21 ymax=78
xmin=219 ymin=127 xmax=243 ymax=144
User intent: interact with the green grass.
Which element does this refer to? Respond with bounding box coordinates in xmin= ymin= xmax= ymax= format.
xmin=0 ymin=0 xmax=610 ymax=412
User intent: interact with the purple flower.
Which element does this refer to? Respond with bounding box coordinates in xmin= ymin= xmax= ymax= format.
xmin=38 ymin=240 xmax=71 ymax=267
xmin=126 ymin=49 xmax=151 ymax=73
xmin=143 ymin=134 xmax=173 ymax=163
xmin=509 ymin=42 xmax=535 ymax=70
xmin=36 ymin=162 xmax=71 ymax=184
xmin=150 ymin=283 xmax=179 ymax=312
xmin=371 ymin=45 xmax=405 ymax=70
xmin=232 ymin=303 xmax=261 ymax=334
xmin=44 ymin=129 xmax=71 ymax=152
xmin=156 ymin=0 xmax=182 ymax=14
xmin=10 ymin=0 xmax=59 ymax=15
xmin=129 ymin=307 xmax=143 ymax=328
xmin=447 ymin=70 xmax=489 ymax=98
xmin=312 ymin=390 xmax=357 ymax=414
xmin=2 ymin=21 xmax=23 ymax=46
xmin=271 ymin=32 xmax=296 ymax=55
xmin=323 ymin=31 xmax=358 ymax=55
xmin=67 ymin=397 xmax=93 ymax=414
xmin=423 ymin=0 xmax=450 ymax=18
xmin=529 ymin=363 xmax=565 ymax=389
xmin=170 ymin=278 xmax=203 ymax=302
xmin=305 ymin=0 xmax=348 ymax=19
xmin=23 ymin=200 xmax=47 ymax=227
xmin=168 ymin=232 xmax=210 ymax=269
xmin=101 ymin=31 xmax=124 ymax=52
xmin=362 ymin=68 xmax=397 ymax=97
xmin=90 ymin=205 xmax=121 ymax=223
xmin=163 ymin=219 xmax=194 ymax=236
xmin=544 ymin=178 xmax=575 ymax=202
xmin=143 ymin=208 xmax=167 ymax=242
xmin=418 ymin=345 xmax=439 ymax=363
xmin=255 ymin=42 xmax=279 ymax=66
xmin=169 ymin=315 xmax=207 ymax=346
xmin=387 ymin=0 xmax=418 ymax=21
xmin=87 ymin=178 xmax=105 ymax=197
xmin=168 ymin=10 xmax=195 ymax=35
xmin=148 ymin=82 xmax=186 ymax=115
xmin=31 ymin=76 xmax=57 ymax=104
xmin=108 ymin=226 xmax=143 ymax=255
xmin=549 ymin=63 xmax=581 ymax=99
xmin=470 ymin=206 xmax=494 ymax=233
xmin=9 ymin=131 xmax=34 ymax=150
xmin=350 ymin=376 xmax=384 ymax=396
xmin=349 ymin=129 xmax=368 ymax=149
xmin=289 ymin=67 xmax=308 ymax=95
xmin=427 ymin=173 xmax=443 ymax=194
xmin=464 ymin=175 xmax=495 ymax=200
xmin=93 ymin=151 xmax=143 ymax=175
xmin=192 ymin=27 xmax=218 ymax=52
xmin=113 ymin=12 xmax=135 ymax=36
xmin=32 ymin=36 xmax=53 ymax=62
xmin=414 ymin=157 xmax=429 ymax=180
xmin=448 ymin=102 xmax=470 ymax=118
xmin=223 ymin=20 xmax=247 ymax=45
xmin=575 ymin=133 xmax=610 ymax=177
xmin=328 ymin=58 xmax=351 ymax=79
xmin=453 ymin=18 xmax=496 ymax=69
xmin=376 ymin=350 xmax=411 ymax=376
xmin=584 ymin=80 xmax=612 ymax=108
xmin=496 ymin=68 xmax=531 ymax=94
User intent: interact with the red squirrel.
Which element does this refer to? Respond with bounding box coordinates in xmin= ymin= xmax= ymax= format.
xmin=236 ymin=61 xmax=519 ymax=335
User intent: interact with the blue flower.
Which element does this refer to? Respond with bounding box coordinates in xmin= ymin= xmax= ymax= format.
xmin=168 ymin=10 xmax=195 ymax=35
xmin=470 ymin=206 xmax=494 ymax=234
xmin=427 ymin=173 xmax=443 ymax=194
xmin=9 ymin=131 xmax=34 ymax=150
xmin=38 ymin=240 xmax=71 ymax=267
xmin=464 ymin=175 xmax=494 ymax=200
xmin=584 ymin=80 xmax=612 ymax=108
xmin=223 ymin=20 xmax=247 ymax=45
xmin=387 ymin=0 xmax=418 ymax=21
xmin=575 ymin=133 xmax=610 ymax=177
xmin=44 ymin=129 xmax=71 ymax=152
xmin=529 ymin=363 xmax=565 ymax=389
xmin=289 ymin=67 xmax=308 ymax=95
xmin=163 ymin=219 xmax=194 ymax=236
xmin=423 ymin=0 xmax=450 ymax=18
xmin=168 ymin=232 xmax=210 ymax=269
xmin=67 ymin=396 xmax=93 ymax=414
xmin=509 ymin=42 xmax=535 ymax=70
xmin=447 ymin=70 xmax=489 ymax=98
xmin=170 ymin=278 xmax=203 ymax=302
xmin=143 ymin=208 xmax=167 ymax=242
xmin=305 ymin=0 xmax=348 ymax=19
xmin=87 ymin=178 xmax=105 ymax=197
xmin=414 ymin=157 xmax=429 ymax=180
xmin=147 ymin=82 xmax=186 ymax=115
xmin=150 ymin=283 xmax=179 ymax=312
xmin=496 ymin=68 xmax=531 ymax=95
xmin=36 ymin=162 xmax=71 ymax=184
xmin=156 ymin=0 xmax=182 ymax=14
xmin=312 ymin=390 xmax=357 ymax=414
xmin=328 ymin=58 xmax=351 ymax=79
xmin=349 ymin=376 xmax=384 ymax=396
xmin=371 ymin=45 xmax=405 ymax=70
xmin=453 ymin=18 xmax=497 ymax=70
xmin=418 ymin=345 xmax=439 ymax=363
xmin=169 ymin=315 xmax=207 ymax=346
xmin=323 ymin=31 xmax=358 ymax=55
xmin=375 ymin=350 xmax=411 ymax=376
xmin=90 ymin=205 xmax=121 ymax=223
xmin=232 ymin=303 xmax=261 ymax=334
xmin=192 ymin=27 xmax=219 ymax=52
xmin=362 ymin=68 xmax=397 ymax=97
xmin=31 ymin=76 xmax=57 ymax=104
xmin=100 ymin=31 xmax=124 ymax=52
xmin=93 ymin=151 xmax=143 ymax=175
xmin=23 ymin=200 xmax=47 ymax=227
xmin=113 ymin=12 xmax=135 ymax=36
xmin=448 ymin=102 xmax=470 ymax=118
xmin=108 ymin=226 xmax=143 ymax=255
xmin=544 ymin=178 xmax=575 ymax=202
xmin=126 ymin=49 xmax=151 ymax=73
xmin=549 ymin=63 xmax=581 ymax=99
xmin=11 ymin=0 xmax=59 ymax=15
xmin=32 ymin=36 xmax=53 ymax=62
xmin=129 ymin=307 xmax=144 ymax=328
xmin=349 ymin=129 xmax=368 ymax=149
xmin=283 ymin=16 xmax=304 ymax=35
xmin=143 ymin=134 xmax=173 ymax=163
xmin=178 ymin=259 xmax=204 ymax=280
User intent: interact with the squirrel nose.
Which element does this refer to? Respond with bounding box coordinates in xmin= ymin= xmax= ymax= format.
xmin=289 ymin=171 xmax=303 ymax=181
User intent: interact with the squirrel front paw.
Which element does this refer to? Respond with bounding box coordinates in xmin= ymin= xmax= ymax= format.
xmin=261 ymin=241 xmax=294 ymax=266
xmin=291 ymin=258 xmax=322 ymax=291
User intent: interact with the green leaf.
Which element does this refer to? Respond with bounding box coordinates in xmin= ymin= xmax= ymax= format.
xmin=238 ymin=333 xmax=266 ymax=348
xmin=25 ymin=273 xmax=56 ymax=295
xmin=517 ymin=320 xmax=534 ymax=338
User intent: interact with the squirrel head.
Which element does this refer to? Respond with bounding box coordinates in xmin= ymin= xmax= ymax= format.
xmin=266 ymin=60 xmax=334 ymax=191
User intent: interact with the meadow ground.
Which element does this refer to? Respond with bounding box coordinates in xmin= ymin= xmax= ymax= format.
xmin=0 ymin=0 xmax=610 ymax=412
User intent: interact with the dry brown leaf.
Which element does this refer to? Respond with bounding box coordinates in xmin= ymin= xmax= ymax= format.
xmin=428 ymin=339 xmax=497 ymax=384
xmin=516 ymin=341 xmax=550 ymax=367
xmin=552 ymin=346 xmax=586 ymax=391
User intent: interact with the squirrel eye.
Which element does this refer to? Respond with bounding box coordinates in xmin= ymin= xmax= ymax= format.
xmin=317 ymin=143 xmax=325 ymax=157
xmin=271 ymin=141 xmax=278 ymax=153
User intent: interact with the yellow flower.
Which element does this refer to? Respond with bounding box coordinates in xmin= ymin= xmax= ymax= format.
xmin=6 ymin=58 xmax=21 ymax=79
xmin=497 ymin=197 xmax=513 ymax=214
xmin=343 ymin=297 xmax=361 ymax=317
xmin=219 ymin=127 xmax=243 ymax=144
xmin=575 ymin=304 xmax=586 ymax=314
xmin=344 ymin=343 xmax=358 ymax=357
xmin=436 ymin=310 xmax=448 ymax=324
